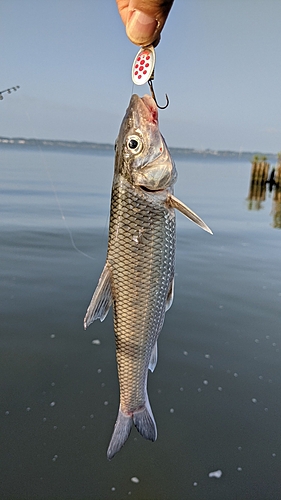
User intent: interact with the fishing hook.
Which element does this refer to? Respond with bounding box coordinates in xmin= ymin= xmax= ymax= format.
xmin=148 ymin=79 xmax=169 ymax=110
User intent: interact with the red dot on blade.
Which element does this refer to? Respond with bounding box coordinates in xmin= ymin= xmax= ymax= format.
xmin=145 ymin=63 xmax=149 ymax=67
xmin=139 ymin=66 xmax=144 ymax=71
xmin=137 ymin=57 xmax=141 ymax=61
xmin=134 ymin=71 xmax=138 ymax=75
xmin=135 ymin=64 xmax=139 ymax=68
xmin=138 ymin=75 xmax=141 ymax=79
xmin=143 ymin=70 xmax=147 ymax=74
xmin=146 ymin=56 xmax=150 ymax=60
xmin=140 ymin=59 xmax=145 ymax=65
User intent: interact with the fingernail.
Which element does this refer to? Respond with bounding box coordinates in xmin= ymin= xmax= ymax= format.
xmin=126 ymin=10 xmax=158 ymax=44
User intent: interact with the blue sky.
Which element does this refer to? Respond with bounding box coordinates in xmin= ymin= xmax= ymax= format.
xmin=1 ymin=0 xmax=281 ymax=152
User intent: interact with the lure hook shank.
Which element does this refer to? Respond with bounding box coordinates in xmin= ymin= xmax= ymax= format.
xmin=148 ymin=79 xmax=169 ymax=110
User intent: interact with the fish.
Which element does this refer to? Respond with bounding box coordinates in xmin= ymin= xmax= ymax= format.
xmin=84 ymin=93 xmax=212 ymax=460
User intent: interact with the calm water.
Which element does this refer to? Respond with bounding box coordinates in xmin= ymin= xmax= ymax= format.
xmin=1 ymin=148 xmax=281 ymax=500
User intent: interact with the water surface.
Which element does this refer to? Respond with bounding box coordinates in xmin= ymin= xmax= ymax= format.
xmin=1 ymin=148 xmax=280 ymax=499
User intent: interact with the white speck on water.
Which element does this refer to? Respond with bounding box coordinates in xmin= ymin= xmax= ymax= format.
xmin=272 ymin=343 xmax=277 ymax=347
xmin=203 ymin=380 xmax=208 ymax=385
xmin=255 ymin=339 xmax=259 ymax=343
xmin=82 ymin=425 xmax=86 ymax=430
xmin=131 ymin=477 xmax=139 ymax=484
xmin=264 ymin=407 xmax=269 ymax=412
xmin=51 ymin=382 xmax=55 ymax=386
xmin=219 ymin=305 xmax=223 ymax=309
xmin=272 ymin=453 xmax=276 ymax=457
xmin=26 ymin=407 xmax=31 ymax=412
xmin=179 ymin=387 xmax=184 ymax=392
xmin=234 ymin=372 xmax=238 ymax=377
xmin=43 ymin=417 xmax=47 ymax=422
xmin=92 ymin=339 xmax=101 ymax=345
xmin=238 ymin=446 xmax=242 ymax=451
xmin=205 ymin=354 xmax=210 ymax=359
xmin=53 ymin=426 xmax=57 ymax=430
xmin=210 ymin=364 xmax=214 ymax=369
xmin=97 ymin=368 xmax=102 ymax=373
xmin=101 ymin=382 xmax=105 ymax=387
xmin=237 ymin=467 xmax=242 ymax=472
xmin=50 ymin=334 xmax=55 ymax=339
xmin=52 ymin=455 xmax=58 ymax=462
xmin=218 ymin=387 xmax=223 ymax=391
xmin=183 ymin=351 xmax=188 ymax=356
xmin=258 ymin=375 xmax=263 ymax=380
xmin=266 ymin=335 xmax=270 ymax=339
xmin=193 ymin=482 xmax=198 ymax=487
xmin=198 ymin=388 xmax=202 ymax=392
xmin=209 ymin=470 xmax=222 ymax=479
xmin=252 ymin=398 xmax=257 ymax=403
xmin=170 ymin=408 xmax=174 ymax=413
xmin=111 ymin=487 xmax=116 ymax=491
xmin=104 ymin=401 xmax=109 ymax=406
xmin=157 ymin=389 xmax=162 ymax=394
xmin=90 ymin=414 xmax=94 ymax=419
xmin=50 ymin=401 xmax=56 ymax=407
xmin=5 ymin=411 xmax=10 ymax=416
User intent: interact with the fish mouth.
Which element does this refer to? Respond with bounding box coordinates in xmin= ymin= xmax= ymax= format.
xmin=139 ymin=94 xmax=158 ymax=125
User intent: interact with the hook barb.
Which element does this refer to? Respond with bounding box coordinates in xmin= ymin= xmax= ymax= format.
xmin=148 ymin=79 xmax=169 ymax=110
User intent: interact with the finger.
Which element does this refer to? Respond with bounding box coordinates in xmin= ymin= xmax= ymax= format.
xmin=116 ymin=0 xmax=174 ymax=46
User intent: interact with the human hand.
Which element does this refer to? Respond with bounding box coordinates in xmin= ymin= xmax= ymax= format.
xmin=116 ymin=0 xmax=174 ymax=47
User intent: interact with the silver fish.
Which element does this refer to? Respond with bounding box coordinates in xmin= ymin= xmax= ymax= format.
xmin=84 ymin=94 xmax=212 ymax=460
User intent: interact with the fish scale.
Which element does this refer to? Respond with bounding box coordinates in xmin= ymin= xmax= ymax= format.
xmin=107 ymin=177 xmax=176 ymax=414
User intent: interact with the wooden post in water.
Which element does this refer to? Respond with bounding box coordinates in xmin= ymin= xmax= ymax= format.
xmin=247 ymin=155 xmax=269 ymax=209
xmin=271 ymin=154 xmax=281 ymax=228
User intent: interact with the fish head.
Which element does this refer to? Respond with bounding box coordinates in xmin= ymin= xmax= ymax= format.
xmin=115 ymin=94 xmax=177 ymax=192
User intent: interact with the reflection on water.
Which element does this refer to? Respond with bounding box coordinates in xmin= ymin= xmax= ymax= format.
xmin=247 ymin=156 xmax=281 ymax=228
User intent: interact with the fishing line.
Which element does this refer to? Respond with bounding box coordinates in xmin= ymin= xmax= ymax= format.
xmin=18 ymin=95 xmax=98 ymax=261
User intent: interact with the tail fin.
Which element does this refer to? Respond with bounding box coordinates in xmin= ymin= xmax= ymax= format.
xmin=107 ymin=399 xmax=157 ymax=460
xmin=133 ymin=397 xmax=157 ymax=442
xmin=107 ymin=407 xmax=133 ymax=460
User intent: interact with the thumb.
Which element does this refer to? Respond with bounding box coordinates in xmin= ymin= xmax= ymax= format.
xmin=125 ymin=0 xmax=174 ymax=46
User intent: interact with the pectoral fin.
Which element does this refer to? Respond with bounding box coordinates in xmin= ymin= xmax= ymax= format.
xmin=168 ymin=194 xmax=213 ymax=234
xmin=84 ymin=263 xmax=112 ymax=330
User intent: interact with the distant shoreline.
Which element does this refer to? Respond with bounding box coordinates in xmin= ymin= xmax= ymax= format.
xmin=0 ymin=136 xmax=277 ymax=162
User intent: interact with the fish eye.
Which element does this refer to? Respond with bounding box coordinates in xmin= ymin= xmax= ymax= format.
xmin=126 ymin=135 xmax=143 ymax=154
xmin=129 ymin=139 xmax=138 ymax=149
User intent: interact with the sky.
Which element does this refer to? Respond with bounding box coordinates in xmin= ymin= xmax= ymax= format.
xmin=1 ymin=0 xmax=281 ymax=153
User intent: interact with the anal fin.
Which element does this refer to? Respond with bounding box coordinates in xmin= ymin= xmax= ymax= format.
xmin=165 ymin=278 xmax=174 ymax=312
xmin=84 ymin=262 xmax=112 ymax=329
xmin=148 ymin=341 xmax=158 ymax=372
